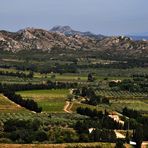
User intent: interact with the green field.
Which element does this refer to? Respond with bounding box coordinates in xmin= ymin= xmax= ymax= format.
xmin=71 ymin=102 xmax=97 ymax=112
xmin=0 ymin=65 xmax=148 ymax=86
xmin=17 ymin=89 xmax=69 ymax=113
xmin=15 ymin=88 xmax=148 ymax=114
xmin=110 ymin=99 xmax=148 ymax=112
xmin=1 ymin=66 xmax=148 ymax=84
xmin=97 ymin=90 xmax=148 ymax=98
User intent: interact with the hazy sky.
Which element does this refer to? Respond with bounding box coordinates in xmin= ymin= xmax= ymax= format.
xmin=0 ymin=0 xmax=148 ymax=35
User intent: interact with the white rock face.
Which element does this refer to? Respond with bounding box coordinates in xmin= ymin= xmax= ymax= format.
xmin=18 ymin=28 xmax=37 ymax=40
xmin=0 ymin=36 xmax=5 ymax=41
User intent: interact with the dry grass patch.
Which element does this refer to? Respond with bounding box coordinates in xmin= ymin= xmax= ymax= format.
xmin=0 ymin=94 xmax=26 ymax=112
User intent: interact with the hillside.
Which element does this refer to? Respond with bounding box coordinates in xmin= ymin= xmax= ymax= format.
xmin=0 ymin=27 xmax=148 ymax=59
xmin=0 ymin=27 xmax=102 ymax=52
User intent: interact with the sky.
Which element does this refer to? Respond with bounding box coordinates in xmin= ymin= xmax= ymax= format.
xmin=0 ymin=0 xmax=148 ymax=35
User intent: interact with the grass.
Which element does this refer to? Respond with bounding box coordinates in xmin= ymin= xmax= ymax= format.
xmin=71 ymin=101 xmax=107 ymax=113
xmin=35 ymin=72 xmax=129 ymax=81
xmin=17 ymin=89 xmax=69 ymax=113
xmin=34 ymin=73 xmax=88 ymax=82
xmin=71 ymin=102 xmax=94 ymax=112
xmin=110 ymin=99 xmax=148 ymax=112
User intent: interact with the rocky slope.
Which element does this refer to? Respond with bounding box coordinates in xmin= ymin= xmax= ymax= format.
xmin=0 ymin=27 xmax=100 ymax=52
xmin=0 ymin=27 xmax=148 ymax=57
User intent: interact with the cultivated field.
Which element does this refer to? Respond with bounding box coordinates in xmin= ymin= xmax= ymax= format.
xmin=17 ymin=89 xmax=69 ymax=113
xmin=96 ymin=90 xmax=148 ymax=112
xmin=97 ymin=90 xmax=148 ymax=98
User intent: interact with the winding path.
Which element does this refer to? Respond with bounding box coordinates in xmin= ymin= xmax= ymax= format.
xmin=114 ymin=130 xmax=125 ymax=139
xmin=64 ymin=101 xmax=73 ymax=113
xmin=142 ymin=141 xmax=148 ymax=148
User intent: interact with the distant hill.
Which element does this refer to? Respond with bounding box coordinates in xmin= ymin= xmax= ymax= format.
xmin=128 ymin=32 xmax=148 ymax=41
xmin=49 ymin=25 xmax=105 ymax=39
xmin=128 ymin=36 xmax=148 ymax=41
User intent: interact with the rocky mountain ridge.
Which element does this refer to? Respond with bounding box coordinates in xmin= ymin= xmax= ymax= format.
xmin=0 ymin=27 xmax=148 ymax=57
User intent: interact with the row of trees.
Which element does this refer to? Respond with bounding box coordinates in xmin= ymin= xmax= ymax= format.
xmin=0 ymin=81 xmax=78 ymax=92
xmin=0 ymin=60 xmax=147 ymax=75
xmin=77 ymin=107 xmax=104 ymax=119
xmin=122 ymin=107 xmax=141 ymax=119
xmin=75 ymin=121 xmax=117 ymax=143
xmin=74 ymin=107 xmax=124 ymax=143
xmin=0 ymin=63 xmax=78 ymax=74
xmin=109 ymin=78 xmax=148 ymax=92
xmin=73 ymin=87 xmax=109 ymax=105
xmin=132 ymin=74 xmax=148 ymax=78
xmin=90 ymin=129 xmax=116 ymax=143
xmin=122 ymin=107 xmax=148 ymax=147
xmin=0 ymin=71 xmax=34 ymax=78
xmin=3 ymin=90 xmax=42 ymax=113
xmin=76 ymin=107 xmax=123 ymax=130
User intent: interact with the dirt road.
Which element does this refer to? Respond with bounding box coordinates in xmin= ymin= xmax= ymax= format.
xmin=63 ymin=101 xmax=72 ymax=113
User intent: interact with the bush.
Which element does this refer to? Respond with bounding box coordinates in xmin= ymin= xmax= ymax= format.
xmin=35 ymin=131 xmax=48 ymax=142
xmin=115 ymin=139 xmax=125 ymax=148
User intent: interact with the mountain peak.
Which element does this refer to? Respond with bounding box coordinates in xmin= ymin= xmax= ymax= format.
xmin=50 ymin=26 xmax=72 ymax=33
xmin=49 ymin=25 xmax=105 ymax=39
xmin=17 ymin=27 xmax=35 ymax=33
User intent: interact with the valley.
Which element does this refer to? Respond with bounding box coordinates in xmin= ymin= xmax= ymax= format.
xmin=0 ymin=27 xmax=147 ymax=147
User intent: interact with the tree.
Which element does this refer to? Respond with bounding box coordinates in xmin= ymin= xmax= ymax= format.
xmin=0 ymin=121 xmax=4 ymax=132
xmin=115 ymin=139 xmax=125 ymax=148
xmin=133 ymin=126 xmax=143 ymax=148
xmin=79 ymin=133 xmax=90 ymax=142
xmin=125 ymin=131 xmax=130 ymax=143
xmin=35 ymin=131 xmax=48 ymax=142
xmin=126 ymin=131 xmax=130 ymax=143
xmin=28 ymin=71 xmax=34 ymax=79
xmin=87 ymin=73 xmax=94 ymax=82
xmin=51 ymin=74 xmax=56 ymax=81
xmin=67 ymin=94 xmax=73 ymax=101
xmin=61 ymin=129 xmax=79 ymax=143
